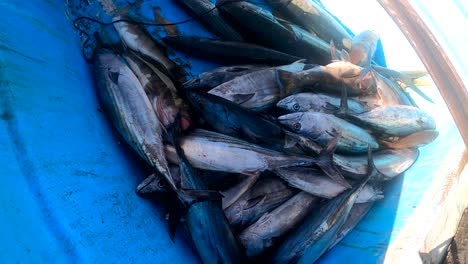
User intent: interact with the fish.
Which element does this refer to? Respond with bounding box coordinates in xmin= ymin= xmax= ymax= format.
xmin=93 ymin=49 xmax=176 ymax=193
xmin=183 ymin=65 xmax=269 ymax=91
xmin=347 ymin=105 xmax=436 ymax=137
xmin=122 ymin=51 xmax=191 ymax=131
xmin=350 ymin=30 xmax=380 ymax=67
xmin=265 ymin=0 xmax=353 ymax=50
xmin=112 ymin=16 xmax=185 ymax=81
xmin=334 ymin=148 xmax=419 ymax=180
xmin=175 ymin=93 xmax=350 ymax=186
xmin=276 ymin=61 xmax=376 ymax=98
xmin=209 ymin=62 xmax=313 ymax=111
xmin=239 ymin=192 xmax=320 ymax=257
xmin=327 ymin=201 xmax=375 ymax=250
xmin=224 ymin=175 xmax=297 ymax=230
xmin=275 ymin=167 xmax=346 ymax=199
xmin=373 ymin=65 xmax=434 ymax=103
xmin=277 ymin=92 xmax=368 ymax=114
xmin=164 ymin=129 xmax=339 ymax=176
xmin=136 ymin=166 xmax=181 ymax=196
xmin=163 ymin=36 xmax=302 ymax=65
xmin=217 ymin=0 xmax=333 ymax=63
xmin=381 ymin=130 xmax=439 ymax=149
xmin=357 ymin=71 xmax=414 ymax=108
xmin=168 ymin=121 xmax=244 ymax=263
xmin=278 ymin=112 xmax=379 ymax=154
xmin=270 ymin=149 xmax=376 ymax=264
xmin=175 ymin=0 xmax=244 ymax=41
xmin=275 ymin=167 xmax=383 ymax=202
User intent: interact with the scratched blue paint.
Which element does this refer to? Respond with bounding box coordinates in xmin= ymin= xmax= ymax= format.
xmin=0 ymin=0 xmax=464 ymax=263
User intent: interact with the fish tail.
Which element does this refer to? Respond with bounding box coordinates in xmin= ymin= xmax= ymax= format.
xmin=165 ymin=114 xmax=224 ymax=240
xmin=316 ymin=136 xmax=352 ymax=189
xmin=276 ymin=69 xmax=298 ymax=99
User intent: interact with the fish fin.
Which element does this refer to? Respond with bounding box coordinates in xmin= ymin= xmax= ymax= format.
xmin=303 ymin=64 xmax=317 ymax=70
xmin=227 ymin=66 xmax=252 ymax=72
xmin=222 ymin=174 xmax=260 ymax=209
xmin=240 ymin=170 xmax=261 ymax=177
xmin=334 ymin=85 xmax=349 ymax=118
xmin=366 ymin=146 xmax=385 ymax=181
xmin=323 ymin=102 xmax=339 ymax=111
xmin=284 ymin=131 xmax=300 ymax=149
xmin=167 ymin=203 xmax=186 ymax=241
xmin=108 ymin=71 xmax=120 ymax=85
xmin=330 ymin=40 xmax=339 ymax=62
xmin=316 ymin=136 xmax=352 ymax=189
xmin=231 ymin=93 xmax=255 ymax=105
xmin=406 ymin=81 xmax=434 ymax=103
xmin=293 ymin=59 xmax=308 ymax=64
xmin=341 ymin=49 xmax=351 ymax=62
xmin=245 ymin=195 xmax=267 ymax=210
xmin=276 ymin=69 xmax=297 ymax=99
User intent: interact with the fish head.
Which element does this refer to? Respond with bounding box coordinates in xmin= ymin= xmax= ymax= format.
xmin=136 ymin=173 xmax=170 ymax=196
xmin=182 ymin=77 xmax=203 ymax=90
xmin=278 ymin=112 xmax=307 ymax=134
xmin=277 ymin=95 xmax=302 ymax=112
xmin=186 ymin=91 xmax=218 ymax=114
xmin=418 ymin=111 xmax=436 ymax=130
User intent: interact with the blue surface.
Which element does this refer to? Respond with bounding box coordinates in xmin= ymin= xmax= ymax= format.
xmin=0 ymin=0 xmax=463 ymax=263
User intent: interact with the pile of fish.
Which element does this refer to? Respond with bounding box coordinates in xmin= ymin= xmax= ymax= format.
xmin=85 ymin=0 xmax=438 ymax=263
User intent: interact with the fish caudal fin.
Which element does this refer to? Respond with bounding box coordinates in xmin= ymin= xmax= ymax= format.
xmin=276 ymin=69 xmax=297 ymax=99
xmin=316 ymin=136 xmax=352 ymax=189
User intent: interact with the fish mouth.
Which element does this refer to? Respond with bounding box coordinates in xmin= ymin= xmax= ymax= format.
xmin=277 ymin=113 xmax=303 ymax=125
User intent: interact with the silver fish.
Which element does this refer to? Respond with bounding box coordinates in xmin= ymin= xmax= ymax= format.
xmin=350 ymin=30 xmax=380 ymax=67
xmin=271 ymin=171 xmax=371 ymax=264
xmin=93 ymin=49 xmax=175 ymax=191
xmin=239 ymin=192 xmax=320 ymax=257
xmin=165 ymin=129 xmax=328 ymax=174
xmin=278 ymin=112 xmax=379 ymax=154
xmin=334 ymin=148 xmax=419 ymax=180
xmin=348 ymin=105 xmax=436 ymax=137
xmin=277 ymin=92 xmax=368 ymax=114
xmin=275 ymin=167 xmax=383 ymax=202
xmin=208 ymin=63 xmax=310 ymax=111
xmin=276 ymin=61 xmax=376 ymax=98
xmin=327 ymin=201 xmax=375 ymax=250
xmin=183 ymin=65 xmax=269 ymax=91
xmin=112 ymin=16 xmax=183 ymax=80
xmin=224 ymin=176 xmax=297 ymax=230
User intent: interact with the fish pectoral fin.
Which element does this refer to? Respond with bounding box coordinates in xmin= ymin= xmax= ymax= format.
xmin=330 ymin=40 xmax=339 ymax=62
xmin=221 ymin=174 xmax=260 ymax=210
xmin=244 ymin=195 xmax=267 ymax=210
xmin=240 ymin=170 xmax=261 ymax=177
xmin=323 ymin=102 xmax=339 ymax=111
xmin=227 ymin=66 xmax=254 ymax=72
xmin=316 ymin=136 xmax=352 ymax=189
xmin=283 ymin=132 xmax=299 ymax=149
xmin=231 ymin=93 xmax=255 ymax=105
xmin=340 ymin=49 xmax=351 ymax=62
xmin=365 ymin=147 xmax=385 ymax=181
xmin=292 ymin=59 xmax=308 ymax=64
xmin=108 ymin=71 xmax=120 ymax=85
xmin=276 ymin=69 xmax=296 ymax=99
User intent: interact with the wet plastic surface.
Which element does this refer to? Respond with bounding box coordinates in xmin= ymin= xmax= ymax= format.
xmin=0 ymin=0 xmax=463 ymax=263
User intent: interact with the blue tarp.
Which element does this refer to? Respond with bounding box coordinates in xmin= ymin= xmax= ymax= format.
xmin=0 ymin=0 xmax=463 ymax=263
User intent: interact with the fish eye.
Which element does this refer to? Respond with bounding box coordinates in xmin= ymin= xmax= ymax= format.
xmin=292 ymin=103 xmax=300 ymax=111
xmin=157 ymin=179 xmax=166 ymax=189
xmin=292 ymin=122 xmax=301 ymax=131
xmin=193 ymin=78 xmax=200 ymax=85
